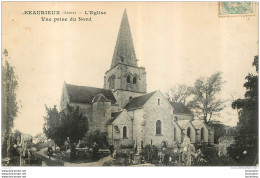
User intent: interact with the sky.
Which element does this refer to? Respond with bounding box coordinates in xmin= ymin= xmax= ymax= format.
xmin=2 ymin=2 xmax=258 ymax=136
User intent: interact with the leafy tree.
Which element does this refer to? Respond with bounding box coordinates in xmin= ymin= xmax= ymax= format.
xmin=228 ymin=56 xmax=258 ymax=165
xmin=43 ymin=105 xmax=88 ymax=148
xmin=60 ymin=105 xmax=88 ymax=145
xmin=1 ymin=49 xmax=19 ymax=157
xmin=188 ymin=72 xmax=225 ymax=123
xmin=166 ymin=84 xmax=192 ymax=105
xmin=82 ymin=130 xmax=108 ymax=149
xmin=208 ymin=121 xmax=235 ymax=143
xmin=43 ymin=105 xmax=62 ymax=147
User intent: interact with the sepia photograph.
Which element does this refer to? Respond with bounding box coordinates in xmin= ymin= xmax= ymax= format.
xmin=1 ymin=1 xmax=259 ymax=170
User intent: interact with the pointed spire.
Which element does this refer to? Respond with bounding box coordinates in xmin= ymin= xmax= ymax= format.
xmin=110 ymin=9 xmax=138 ymax=69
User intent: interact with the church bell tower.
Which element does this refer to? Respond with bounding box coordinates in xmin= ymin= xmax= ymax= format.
xmin=104 ymin=9 xmax=147 ymax=107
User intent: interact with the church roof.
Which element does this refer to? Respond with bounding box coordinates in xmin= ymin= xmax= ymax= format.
xmin=170 ymin=102 xmax=193 ymax=115
xmin=124 ymin=91 xmax=156 ymax=111
xmin=191 ymin=120 xmax=204 ymax=129
xmin=177 ymin=120 xmax=190 ymax=129
xmin=107 ymin=111 xmax=122 ymax=125
xmin=110 ymin=9 xmax=138 ymax=69
xmin=92 ymin=93 xmax=110 ymax=103
xmin=64 ymin=83 xmax=117 ymax=104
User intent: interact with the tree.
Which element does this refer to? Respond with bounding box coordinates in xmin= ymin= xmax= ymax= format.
xmin=60 ymin=105 xmax=88 ymax=145
xmin=2 ymin=49 xmax=19 ymax=158
xmin=43 ymin=105 xmax=88 ymax=148
xmin=188 ymin=72 xmax=225 ymax=123
xmin=43 ymin=105 xmax=62 ymax=147
xmin=166 ymin=84 xmax=192 ymax=105
xmin=82 ymin=130 xmax=108 ymax=149
xmin=228 ymin=56 xmax=258 ymax=165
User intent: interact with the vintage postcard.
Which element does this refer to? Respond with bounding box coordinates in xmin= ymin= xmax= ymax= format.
xmin=1 ymin=2 xmax=259 ymax=173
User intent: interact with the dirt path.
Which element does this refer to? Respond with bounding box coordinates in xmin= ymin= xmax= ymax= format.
xmin=64 ymin=156 xmax=113 ymax=166
xmin=37 ymin=148 xmax=113 ymax=166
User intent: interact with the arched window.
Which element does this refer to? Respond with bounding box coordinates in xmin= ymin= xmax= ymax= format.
xmin=120 ymin=56 xmax=124 ymax=62
xmin=174 ymin=127 xmax=176 ymax=141
xmin=109 ymin=75 xmax=115 ymax=89
xmin=133 ymin=76 xmax=137 ymax=84
xmin=129 ymin=96 xmax=132 ymax=101
xmin=201 ymin=127 xmax=204 ymax=142
xmin=123 ymin=126 xmax=127 ymax=138
xmin=187 ymin=127 xmax=191 ymax=138
xmin=156 ymin=120 xmax=162 ymax=135
xmin=127 ymin=75 xmax=131 ymax=84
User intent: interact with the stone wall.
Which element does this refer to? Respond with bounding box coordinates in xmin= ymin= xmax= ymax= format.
xmin=104 ymin=63 xmax=147 ymax=107
xmin=141 ymin=91 xmax=175 ymax=147
xmin=107 ymin=110 xmax=133 ymax=149
xmin=91 ymin=101 xmax=111 ymax=133
xmin=113 ymin=90 xmax=144 ymax=108
xmin=173 ymin=121 xmax=183 ymax=143
xmin=60 ymin=84 xmax=70 ymax=111
xmin=65 ymin=101 xmax=111 ymax=133
xmin=182 ymin=122 xmax=196 ymax=143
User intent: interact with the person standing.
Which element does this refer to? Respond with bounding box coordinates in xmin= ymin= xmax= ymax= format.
xmin=109 ymin=144 xmax=114 ymax=157
xmin=47 ymin=146 xmax=53 ymax=159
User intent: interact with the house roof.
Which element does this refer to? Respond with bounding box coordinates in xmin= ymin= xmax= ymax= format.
xmin=170 ymin=102 xmax=193 ymax=115
xmin=177 ymin=120 xmax=190 ymax=129
xmin=107 ymin=111 xmax=122 ymax=125
xmin=92 ymin=93 xmax=110 ymax=103
xmin=124 ymin=91 xmax=156 ymax=110
xmin=64 ymin=83 xmax=117 ymax=104
xmin=191 ymin=120 xmax=203 ymax=129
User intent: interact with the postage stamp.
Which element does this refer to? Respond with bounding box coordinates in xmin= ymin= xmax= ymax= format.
xmin=218 ymin=2 xmax=255 ymax=17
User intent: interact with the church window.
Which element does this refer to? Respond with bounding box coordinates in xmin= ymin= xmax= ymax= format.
xmin=127 ymin=75 xmax=131 ymax=84
xmin=187 ymin=127 xmax=191 ymax=138
xmin=109 ymin=75 xmax=115 ymax=89
xmin=174 ymin=127 xmax=176 ymax=141
xmin=201 ymin=127 xmax=204 ymax=142
xmin=133 ymin=76 xmax=137 ymax=84
xmin=123 ymin=126 xmax=127 ymax=138
xmin=158 ymin=99 xmax=160 ymax=105
xmin=156 ymin=120 xmax=162 ymax=135
xmin=120 ymin=56 xmax=124 ymax=62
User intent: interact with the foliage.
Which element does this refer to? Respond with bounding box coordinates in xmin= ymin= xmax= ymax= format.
xmin=2 ymin=49 xmax=19 ymax=157
xmin=60 ymin=105 xmax=88 ymax=145
xmin=166 ymin=84 xmax=193 ymax=105
xmin=140 ymin=144 xmax=158 ymax=163
xmin=188 ymin=72 xmax=225 ymax=123
xmin=194 ymin=144 xmax=218 ymax=162
xmin=82 ymin=130 xmax=108 ymax=149
xmin=43 ymin=105 xmax=60 ymax=145
xmin=208 ymin=121 xmax=235 ymax=143
xmin=167 ymin=73 xmax=225 ymax=124
xmin=120 ymin=144 xmax=134 ymax=149
xmin=228 ymin=55 xmax=258 ymax=166
xmin=43 ymin=105 xmax=88 ymax=148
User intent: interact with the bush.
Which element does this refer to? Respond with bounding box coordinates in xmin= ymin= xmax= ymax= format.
xmin=140 ymin=145 xmax=159 ymax=163
xmin=120 ymin=144 xmax=134 ymax=149
xmin=115 ymin=151 xmax=129 ymax=159
xmin=82 ymin=130 xmax=108 ymax=149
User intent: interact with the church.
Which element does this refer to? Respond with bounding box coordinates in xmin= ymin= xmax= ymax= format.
xmin=60 ymin=10 xmax=214 ymax=149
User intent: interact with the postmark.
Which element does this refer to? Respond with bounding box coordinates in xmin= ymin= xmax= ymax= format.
xmin=218 ymin=2 xmax=256 ymax=17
